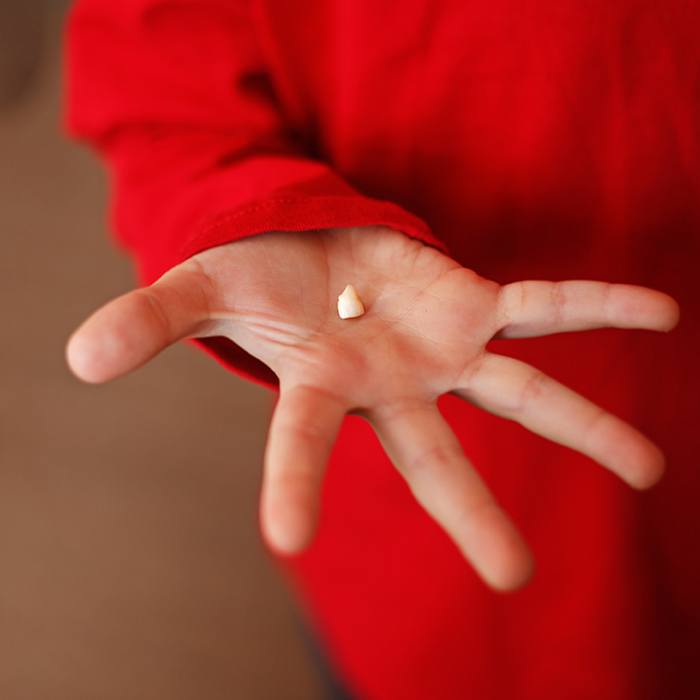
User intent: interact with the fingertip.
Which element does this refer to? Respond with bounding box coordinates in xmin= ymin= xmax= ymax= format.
xmin=660 ymin=295 xmax=681 ymax=332
xmin=627 ymin=444 xmax=666 ymax=491
xmin=483 ymin=548 xmax=536 ymax=593
xmin=260 ymin=497 xmax=317 ymax=556
xmin=65 ymin=329 xmax=110 ymax=384
xmin=614 ymin=287 xmax=681 ymax=333
xmin=65 ymin=317 xmax=132 ymax=384
xmin=463 ymin=505 xmax=536 ymax=593
xmin=65 ymin=288 xmax=184 ymax=384
xmin=642 ymin=290 xmax=680 ymax=332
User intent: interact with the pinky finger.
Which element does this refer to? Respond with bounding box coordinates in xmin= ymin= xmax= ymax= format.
xmin=495 ymin=280 xmax=680 ymax=338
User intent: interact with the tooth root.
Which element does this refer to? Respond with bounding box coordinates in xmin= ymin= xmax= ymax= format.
xmin=337 ymin=284 xmax=365 ymax=319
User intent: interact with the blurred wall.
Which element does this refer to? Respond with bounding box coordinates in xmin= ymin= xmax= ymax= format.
xmin=0 ymin=3 xmax=322 ymax=698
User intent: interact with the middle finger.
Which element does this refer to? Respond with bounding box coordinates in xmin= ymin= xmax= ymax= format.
xmin=372 ymin=401 xmax=534 ymax=591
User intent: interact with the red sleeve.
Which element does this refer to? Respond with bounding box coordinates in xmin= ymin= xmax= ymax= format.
xmin=64 ymin=0 xmax=444 ymax=387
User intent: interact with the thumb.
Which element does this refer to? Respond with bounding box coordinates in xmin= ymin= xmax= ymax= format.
xmin=66 ymin=263 xmax=212 ymax=383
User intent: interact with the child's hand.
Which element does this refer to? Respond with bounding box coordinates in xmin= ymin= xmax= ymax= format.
xmin=66 ymin=227 xmax=679 ymax=590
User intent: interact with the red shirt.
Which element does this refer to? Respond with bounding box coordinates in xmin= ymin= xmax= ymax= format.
xmin=66 ymin=1 xmax=700 ymax=698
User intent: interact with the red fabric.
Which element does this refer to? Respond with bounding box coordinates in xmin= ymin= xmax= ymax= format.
xmin=65 ymin=1 xmax=700 ymax=698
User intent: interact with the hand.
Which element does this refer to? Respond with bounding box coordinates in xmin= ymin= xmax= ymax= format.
xmin=66 ymin=227 xmax=679 ymax=590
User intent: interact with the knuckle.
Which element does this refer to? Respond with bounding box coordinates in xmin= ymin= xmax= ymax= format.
xmin=515 ymin=369 xmax=549 ymax=413
xmin=136 ymin=289 xmax=173 ymax=339
xmin=277 ymin=419 xmax=326 ymax=444
xmin=500 ymin=281 xmax=527 ymax=322
xmin=601 ymin=282 xmax=614 ymax=322
xmin=463 ymin=497 xmax=500 ymax=525
xmin=406 ymin=443 xmax=462 ymax=474
xmin=549 ymin=281 xmax=567 ymax=325
xmin=581 ymin=407 xmax=612 ymax=453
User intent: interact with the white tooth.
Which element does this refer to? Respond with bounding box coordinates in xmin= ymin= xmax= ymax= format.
xmin=337 ymin=284 xmax=365 ymax=319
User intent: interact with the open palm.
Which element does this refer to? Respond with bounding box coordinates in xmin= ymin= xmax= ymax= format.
xmin=67 ymin=226 xmax=679 ymax=590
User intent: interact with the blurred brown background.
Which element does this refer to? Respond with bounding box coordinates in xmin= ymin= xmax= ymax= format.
xmin=0 ymin=3 xmax=322 ymax=698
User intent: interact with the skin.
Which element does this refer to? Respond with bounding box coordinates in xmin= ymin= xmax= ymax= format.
xmin=66 ymin=226 xmax=680 ymax=591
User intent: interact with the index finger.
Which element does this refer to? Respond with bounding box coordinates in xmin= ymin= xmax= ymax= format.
xmin=261 ymin=384 xmax=347 ymax=554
